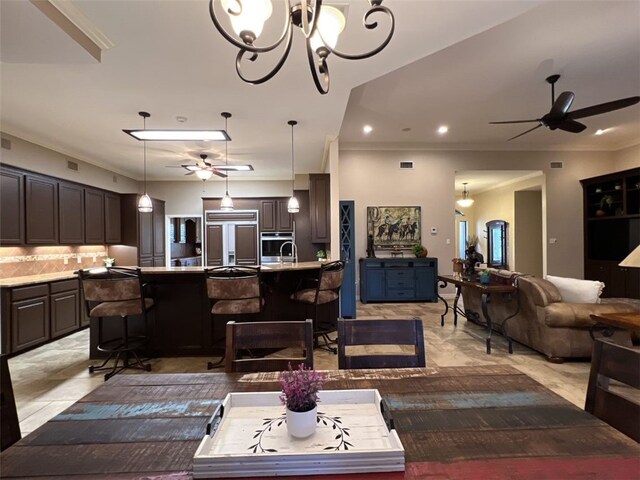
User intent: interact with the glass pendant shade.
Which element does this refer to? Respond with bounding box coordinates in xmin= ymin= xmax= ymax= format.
xmin=138 ymin=193 xmax=153 ymax=213
xmin=309 ymin=5 xmax=346 ymax=52
xmin=456 ymin=183 xmax=474 ymax=208
xmin=287 ymin=195 xmax=300 ymax=213
xmin=195 ymin=169 xmax=214 ymax=180
xmin=221 ymin=0 xmax=273 ymax=39
xmin=220 ymin=192 xmax=234 ymax=211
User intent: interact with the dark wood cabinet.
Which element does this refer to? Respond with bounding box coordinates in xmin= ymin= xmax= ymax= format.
xmin=25 ymin=174 xmax=58 ymax=244
xmin=235 ymin=224 xmax=258 ymax=265
xmin=359 ymin=258 xmax=438 ymax=303
xmin=50 ymin=280 xmax=80 ymax=338
xmin=153 ymin=199 xmax=165 ymax=259
xmin=84 ymin=189 xmax=105 ymax=244
xmin=309 ymin=174 xmax=330 ymax=243
xmin=121 ymin=194 xmax=166 ymax=267
xmin=105 ymin=192 xmax=121 ymax=244
xmin=58 ymin=182 xmax=85 ymax=244
xmin=0 ymin=168 xmax=25 ymax=245
xmin=581 ymin=168 xmax=640 ymax=299
xmin=10 ymin=285 xmax=50 ymax=353
xmin=206 ymin=224 xmax=223 ymax=267
xmin=260 ymin=199 xmax=293 ymax=232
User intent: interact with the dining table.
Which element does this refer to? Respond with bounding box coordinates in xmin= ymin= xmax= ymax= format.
xmin=1 ymin=365 xmax=639 ymax=479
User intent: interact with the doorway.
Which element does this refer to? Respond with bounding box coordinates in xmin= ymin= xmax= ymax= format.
xmin=166 ymin=215 xmax=203 ymax=266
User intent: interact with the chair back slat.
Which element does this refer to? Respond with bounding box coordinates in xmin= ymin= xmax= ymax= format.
xmin=585 ymin=339 xmax=640 ymax=442
xmin=225 ymin=320 xmax=313 ymax=373
xmin=338 ymin=318 xmax=426 ymax=369
xmin=1 ymin=354 xmax=21 ymax=451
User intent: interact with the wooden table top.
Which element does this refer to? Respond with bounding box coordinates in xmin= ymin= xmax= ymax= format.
xmin=2 ymin=366 xmax=639 ymax=479
xmin=591 ymin=312 xmax=640 ymax=330
xmin=438 ymin=274 xmax=517 ymax=293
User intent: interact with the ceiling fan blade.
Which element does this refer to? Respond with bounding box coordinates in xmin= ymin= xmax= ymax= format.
xmin=507 ymin=124 xmax=542 ymax=141
xmin=165 ymin=165 xmax=184 ymax=168
xmin=489 ymin=119 xmax=539 ymax=124
xmin=556 ymin=120 xmax=587 ymax=133
xmin=185 ymin=171 xmax=195 ymax=176
xmin=548 ymin=91 xmax=574 ymax=119
xmin=567 ymin=96 xmax=640 ymax=120
xmin=212 ymin=170 xmax=227 ymax=178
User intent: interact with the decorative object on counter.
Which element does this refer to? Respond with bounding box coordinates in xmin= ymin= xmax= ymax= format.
xmin=103 ymin=257 xmax=115 ymax=268
xmin=367 ymin=206 xmax=421 ymax=250
xmin=390 ymin=245 xmax=404 ymax=257
xmin=479 ymin=269 xmax=491 ymax=285
xmin=366 ymin=234 xmax=376 ymax=258
xmin=287 ymin=120 xmax=300 ymax=213
xmin=316 ymin=249 xmax=327 ymax=261
xmin=412 ymin=244 xmax=428 ymax=258
xmin=280 ymin=363 xmax=324 ymax=438
xmin=596 ymin=195 xmax=613 ymax=217
xmin=456 ymin=182 xmax=474 ymax=207
xmin=135 ymin=112 xmax=153 ymax=213
xmin=452 ymin=258 xmax=464 ymax=277
xmin=208 ymin=0 xmax=395 ymax=95
xmin=220 ymin=112 xmax=234 ymax=211
xmin=464 ymin=235 xmax=483 ymax=278
xmin=614 ymin=184 xmax=622 ymax=190
xmin=595 ymin=187 xmax=602 ymax=193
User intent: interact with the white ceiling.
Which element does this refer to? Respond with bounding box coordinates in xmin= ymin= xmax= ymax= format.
xmin=1 ymin=1 xmax=639 ymax=184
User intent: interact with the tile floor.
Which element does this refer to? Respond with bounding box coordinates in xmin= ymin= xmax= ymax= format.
xmin=8 ymin=301 xmax=594 ymax=437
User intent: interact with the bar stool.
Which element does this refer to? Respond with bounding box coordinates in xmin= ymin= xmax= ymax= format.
xmin=205 ymin=266 xmax=263 ymax=369
xmin=78 ymin=267 xmax=154 ymax=381
xmin=291 ymin=260 xmax=345 ymax=354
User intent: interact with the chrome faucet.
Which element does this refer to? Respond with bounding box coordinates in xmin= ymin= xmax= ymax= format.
xmin=279 ymin=241 xmax=298 ymax=264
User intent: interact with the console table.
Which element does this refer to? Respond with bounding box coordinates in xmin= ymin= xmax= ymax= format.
xmin=590 ymin=312 xmax=640 ymax=344
xmin=359 ymin=258 xmax=438 ymax=303
xmin=438 ymin=275 xmax=518 ymax=354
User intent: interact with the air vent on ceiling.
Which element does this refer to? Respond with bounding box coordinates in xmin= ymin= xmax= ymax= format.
xmin=550 ymin=161 xmax=563 ymax=169
xmin=399 ymin=161 xmax=414 ymax=169
xmin=67 ymin=160 xmax=79 ymax=171
xmin=1 ymin=138 xmax=11 ymax=150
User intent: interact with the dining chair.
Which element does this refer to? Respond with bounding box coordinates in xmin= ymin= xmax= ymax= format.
xmin=290 ymin=260 xmax=345 ymax=354
xmin=78 ymin=267 xmax=154 ymax=381
xmin=1 ymin=354 xmax=21 ymax=451
xmin=205 ymin=266 xmax=264 ymax=369
xmin=225 ymin=319 xmax=313 ymax=373
xmin=584 ymin=338 xmax=640 ymax=442
xmin=337 ymin=318 xmax=426 ymax=369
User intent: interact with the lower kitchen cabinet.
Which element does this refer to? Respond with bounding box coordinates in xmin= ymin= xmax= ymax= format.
xmin=50 ymin=280 xmax=80 ymax=338
xmin=9 ymin=285 xmax=50 ymax=353
xmin=359 ymin=258 xmax=438 ymax=303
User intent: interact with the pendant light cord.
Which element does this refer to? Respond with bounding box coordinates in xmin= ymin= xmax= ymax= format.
xmin=225 ymin=115 xmax=229 ymax=195
xmin=290 ymin=122 xmax=295 ymax=193
xmin=143 ymin=115 xmax=147 ymax=194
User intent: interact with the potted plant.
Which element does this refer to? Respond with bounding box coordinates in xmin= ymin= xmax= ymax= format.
xmin=103 ymin=257 xmax=115 ymax=268
xmin=413 ymin=244 xmax=428 ymax=257
xmin=316 ymin=249 xmax=327 ymax=262
xmin=280 ymin=363 xmax=324 ymax=438
xmin=596 ymin=195 xmax=613 ymax=217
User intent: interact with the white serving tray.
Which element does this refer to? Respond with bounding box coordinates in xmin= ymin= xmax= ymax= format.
xmin=193 ymin=389 xmax=404 ymax=478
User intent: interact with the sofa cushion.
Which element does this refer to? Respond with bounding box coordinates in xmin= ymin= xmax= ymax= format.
xmin=520 ymin=277 xmax=562 ymax=306
xmin=545 ymin=275 xmax=604 ymax=304
xmin=543 ymin=301 xmax=637 ymax=328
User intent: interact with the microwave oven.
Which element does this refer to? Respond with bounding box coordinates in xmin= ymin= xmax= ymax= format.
xmin=261 ymin=232 xmax=294 ymax=263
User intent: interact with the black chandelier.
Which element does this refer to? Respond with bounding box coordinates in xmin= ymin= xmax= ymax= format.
xmin=209 ymin=0 xmax=395 ymax=94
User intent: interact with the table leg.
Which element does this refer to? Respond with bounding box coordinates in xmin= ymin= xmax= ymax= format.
xmin=500 ymin=292 xmax=518 ymax=354
xmin=438 ymin=279 xmax=450 ymax=326
xmin=481 ymin=292 xmax=492 ymax=354
xmin=453 ymin=285 xmax=462 ymax=327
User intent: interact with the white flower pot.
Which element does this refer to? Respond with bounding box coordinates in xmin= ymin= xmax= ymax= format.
xmin=286 ymin=405 xmax=317 ymax=438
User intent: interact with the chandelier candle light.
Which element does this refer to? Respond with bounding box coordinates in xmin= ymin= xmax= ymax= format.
xmin=287 ymin=120 xmax=299 ymax=213
xmin=220 ymin=112 xmax=234 ymax=211
xmin=209 ymin=0 xmax=395 ymax=94
xmin=137 ymin=112 xmax=153 ymax=213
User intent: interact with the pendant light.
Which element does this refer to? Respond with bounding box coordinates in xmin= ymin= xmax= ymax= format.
xmin=220 ymin=112 xmax=234 ymax=211
xmin=456 ymin=182 xmax=474 ymax=208
xmin=137 ymin=111 xmax=153 ymax=213
xmin=287 ymin=120 xmax=299 ymax=213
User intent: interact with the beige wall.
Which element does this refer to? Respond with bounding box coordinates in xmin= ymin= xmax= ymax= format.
xmin=514 ymin=190 xmax=543 ymax=277
xmin=338 ymin=149 xmax=618 ymax=288
xmin=612 ymin=143 xmax=640 ymax=171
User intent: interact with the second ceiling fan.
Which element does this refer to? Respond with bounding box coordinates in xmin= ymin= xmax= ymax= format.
xmin=490 ymin=74 xmax=640 ymax=141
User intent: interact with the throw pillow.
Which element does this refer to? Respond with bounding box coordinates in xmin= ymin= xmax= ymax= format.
xmin=544 ymin=275 xmax=604 ymax=304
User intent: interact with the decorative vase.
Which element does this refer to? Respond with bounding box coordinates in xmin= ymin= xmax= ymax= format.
xmin=286 ymin=405 xmax=317 ymax=438
xmin=415 ymin=249 xmax=428 ymax=258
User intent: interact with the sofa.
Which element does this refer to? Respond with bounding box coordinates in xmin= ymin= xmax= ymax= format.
xmin=461 ymin=271 xmax=638 ymax=362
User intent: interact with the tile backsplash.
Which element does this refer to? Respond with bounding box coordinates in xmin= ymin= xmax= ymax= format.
xmin=0 ymin=246 xmax=108 ymax=278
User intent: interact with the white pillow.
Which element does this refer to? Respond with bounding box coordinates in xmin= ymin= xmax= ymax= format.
xmin=544 ymin=275 xmax=604 ymax=304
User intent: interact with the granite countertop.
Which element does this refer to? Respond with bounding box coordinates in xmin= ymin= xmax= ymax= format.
xmin=0 ymin=261 xmax=331 ymax=287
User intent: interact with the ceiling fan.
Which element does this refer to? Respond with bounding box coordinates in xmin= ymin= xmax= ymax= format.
xmin=490 ymin=74 xmax=640 ymax=141
xmin=166 ymin=154 xmax=227 ymax=178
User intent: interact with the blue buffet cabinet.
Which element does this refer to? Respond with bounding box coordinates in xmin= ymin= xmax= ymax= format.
xmin=359 ymin=257 xmax=438 ymax=303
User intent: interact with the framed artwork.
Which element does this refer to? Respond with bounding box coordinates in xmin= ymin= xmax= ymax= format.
xmin=367 ymin=206 xmax=421 ymax=248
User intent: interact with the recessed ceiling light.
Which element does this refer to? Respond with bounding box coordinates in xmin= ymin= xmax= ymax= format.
xmin=363 ymin=125 xmax=373 ymax=134
xmin=437 ymin=125 xmax=448 ymax=135
xmin=595 ymin=129 xmax=606 ymax=135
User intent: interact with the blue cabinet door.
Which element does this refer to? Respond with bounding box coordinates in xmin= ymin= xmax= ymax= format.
xmin=415 ymin=260 xmax=437 ymax=300
xmin=339 ymin=201 xmax=356 ymax=318
xmin=365 ymin=268 xmax=385 ymax=301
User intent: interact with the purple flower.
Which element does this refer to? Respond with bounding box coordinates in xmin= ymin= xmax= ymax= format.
xmin=279 ymin=363 xmax=324 ymax=413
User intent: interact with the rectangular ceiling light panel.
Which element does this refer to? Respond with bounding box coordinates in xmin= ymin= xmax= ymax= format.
xmin=123 ymin=129 xmax=231 ymax=141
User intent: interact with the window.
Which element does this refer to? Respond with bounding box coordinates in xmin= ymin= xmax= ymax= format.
xmin=458 ymin=220 xmax=468 ymax=258
xmin=486 ymin=220 xmax=508 ymax=269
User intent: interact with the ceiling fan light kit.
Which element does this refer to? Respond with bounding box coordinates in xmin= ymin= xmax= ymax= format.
xmin=490 ymin=74 xmax=640 ymax=141
xmin=209 ymin=0 xmax=395 ymax=94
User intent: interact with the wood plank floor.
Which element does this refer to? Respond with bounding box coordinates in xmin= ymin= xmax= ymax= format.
xmin=8 ymin=300 xmax=594 ymax=437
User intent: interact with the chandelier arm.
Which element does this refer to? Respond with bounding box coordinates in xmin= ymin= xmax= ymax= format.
xmin=324 ymin=5 xmax=395 ymax=61
xmin=209 ymin=0 xmax=292 ymax=54
xmin=306 ymin=38 xmax=329 ymax=94
xmin=300 ymin=0 xmax=322 ymax=38
xmin=235 ymin=24 xmax=295 ymax=85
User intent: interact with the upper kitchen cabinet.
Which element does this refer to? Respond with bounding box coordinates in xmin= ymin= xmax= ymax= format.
xmin=105 ymin=192 xmax=121 ymax=244
xmin=26 ymin=174 xmax=58 ymax=244
xmin=58 ymin=182 xmax=85 ymax=244
xmin=309 ymin=174 xmax=330 ymax=243
xmin=152 ymin=199 xmax=166 ymax=266
xmin=260 ymin=199 xmax=293 ymax=232
xmin=121 ymin=194 xmax=166 ymax=267
xmin=0 ymin=167 xmax=25 ymax=245
xmin=84 ymin=188 xmax=105 ymax=245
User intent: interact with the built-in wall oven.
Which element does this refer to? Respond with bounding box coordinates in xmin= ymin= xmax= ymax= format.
xmin=261 ymin=232 xmax=294 ymax=264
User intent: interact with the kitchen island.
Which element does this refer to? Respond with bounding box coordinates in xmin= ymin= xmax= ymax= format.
xmin=90 ymin=262 xmax=335 ymax=358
